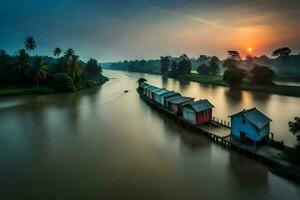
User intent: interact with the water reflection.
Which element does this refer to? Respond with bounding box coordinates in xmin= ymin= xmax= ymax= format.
xmin=224 ymin=89 xmax=243 ymax=108
xmin=228 ymin=153 xmax=268 ymax=186
xmin=179 ymin=132 xmax=210 ymax=150
xmin=178 ymin=79 xmax=191 ymax=91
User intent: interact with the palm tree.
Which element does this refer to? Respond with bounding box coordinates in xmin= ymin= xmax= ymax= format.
xmin=33 ymin=56 xmax=48 ymax=86
xmin=53 ymin=47 xmax=62 ymax=58
xmin=66 ymin=55 xmax=81 ymax=80
xmin=64 ymin=48 xmax=75 ymax=59
xmin=13 ymin=49 xmax=31 ymax=81
xmin=24 ymin=37 xmax=36 ymax=52
xmin=86 ymin=59 xmax=102 ymax=78
xmin=0 ymin=49 xmax=6 ymax=56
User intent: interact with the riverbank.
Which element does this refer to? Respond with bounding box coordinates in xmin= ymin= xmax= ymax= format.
xmin=176 ymin=73 xmax=300 ymax=97
xmin=0 ymin=76 xmax=108 ymax=97
xmin=111 ymin=69 xmax=300 ymax=97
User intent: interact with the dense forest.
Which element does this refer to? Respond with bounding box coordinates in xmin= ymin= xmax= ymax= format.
xmin=0 ymin=37 xmax=108 ymax=96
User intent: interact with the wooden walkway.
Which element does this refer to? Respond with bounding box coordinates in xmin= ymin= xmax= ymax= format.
xmin=138 ymin=91 xmax=300 ymax=184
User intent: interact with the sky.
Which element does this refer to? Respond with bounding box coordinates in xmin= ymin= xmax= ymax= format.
xmin=0 ymin=0 xmax=300 ymax=62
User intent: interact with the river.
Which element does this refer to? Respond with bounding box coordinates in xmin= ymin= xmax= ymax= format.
xmin=0 ymin=70 xmax=299 ymax=199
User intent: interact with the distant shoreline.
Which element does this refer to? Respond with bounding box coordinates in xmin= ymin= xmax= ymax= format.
xmin=105 ymin=69 xmax=300 ymax=98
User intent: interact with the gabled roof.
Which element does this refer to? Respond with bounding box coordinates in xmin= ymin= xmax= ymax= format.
xmin=185 ymin=99 xmax=214 ymax=112
xmin=153 ymin=89 xmax=169 ymax=96
xmin=145 ymin=85 xmax=155 ymax=90
xmin=143 ymin=85 xmax=151 ymax=89
xmin=170 ymin=97 xmax=194 ymax=104
xmin=165 ymin=94 xmax=182 ymax=102
xmin=229 ymin=108 xmax=272 ymax=129
xmin=141 ymin=83 xmax=151 ymax=89
xmin=138 ymin=78 xmax=147 ymax=83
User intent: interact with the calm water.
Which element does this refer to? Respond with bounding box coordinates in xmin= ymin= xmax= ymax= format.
xmin=0 ymin=70 xmax=299 ymax=199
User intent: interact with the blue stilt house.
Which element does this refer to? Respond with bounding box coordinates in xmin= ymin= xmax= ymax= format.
xmin=229 ymin=108 xmax=272 ymax=144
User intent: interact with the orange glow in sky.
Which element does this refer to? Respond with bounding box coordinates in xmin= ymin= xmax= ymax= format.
xmin=248 ymin=47 xmax=253 ymax=53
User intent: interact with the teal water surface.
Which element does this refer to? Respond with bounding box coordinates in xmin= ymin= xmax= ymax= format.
xmin=0 ymin=70 xmax=299 ymax=199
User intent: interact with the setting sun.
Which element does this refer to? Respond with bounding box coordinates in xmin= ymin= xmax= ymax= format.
xmin=248 ymin=47 xmax=253 ymax=53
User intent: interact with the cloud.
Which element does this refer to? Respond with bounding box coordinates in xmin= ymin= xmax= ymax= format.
xmin=150 ymin=6 xmax=225 ymax=28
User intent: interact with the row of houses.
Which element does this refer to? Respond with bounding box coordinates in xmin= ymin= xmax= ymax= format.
xmin=140 ymin=82 xmax=215 ymax=125
xmin=138 ymin=80 xmax=273 ymax=145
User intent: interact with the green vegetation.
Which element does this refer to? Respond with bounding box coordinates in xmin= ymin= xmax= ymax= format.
xmin=221 ymin=50 xmax=246 ymax=87
xmin=173 ymin=73 xmax=226 ymax=86
xmin=168 ymin=54 xmax=193 ymax=77
xmin=160 ymin=56 xmax=170 ymax=75
xmin=166 ymin=72 xmax=300 ymax=97
xmin=272 ymin=47 xmax=292 ymax=57
xmin=53 ymin=73 xmax=76 ymax=92
xmin=223 ymin=68 xmax=246 ymax=87
xmin=286 ymin=117 xmax=300 ymax=164
xmin=0 ymin=87 xmax=55 ymax=97
xmin=249 ymin=65 xmax=276 ymax=85
xmin=0 ymin=37 xmax=108 ymax=97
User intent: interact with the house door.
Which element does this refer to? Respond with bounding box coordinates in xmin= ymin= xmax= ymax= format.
xmin=240 ymin=131 xmax=246 ymax=142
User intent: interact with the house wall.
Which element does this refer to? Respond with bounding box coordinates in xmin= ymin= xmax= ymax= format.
xmin=154 ymin=94 xmax=160 ymax=103
xmin=231 ymin=115 xmax=260 ymax=141
xmin=171 ymin=100 xmax=194 ymax=114
xmin=258 ymin=124 xmax=270 ymax=140
xmin=183 ymin=108 xmax=196 ymax=124
xmin=165 ymin=97 xmax=180 ymax=110
xmin=149 ymin=92 xmax=154 ymax=100
xmin=196 ymin=109 xmax=212 ymax=124
xmin=160 ymin=95 xmax=171 ymax=105
xmin=162 ymin=95 xmax=177 ymax=106
xmin=171 ymin=104 xmax=179 ymax=113
xmin=167 ymin=101 xmax=173 ymax=110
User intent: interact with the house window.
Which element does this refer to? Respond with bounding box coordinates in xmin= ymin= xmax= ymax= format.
xmin=242 ymin=119 xmax=246 ymax=124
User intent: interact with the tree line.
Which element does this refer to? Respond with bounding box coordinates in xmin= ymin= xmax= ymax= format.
xmin=105 ymin=46 xmax=300 ymax=82
xmin=0 ymin=37 xmax=107 ymax=93
xmin=159 ymin=50 xmax=277 ymax=87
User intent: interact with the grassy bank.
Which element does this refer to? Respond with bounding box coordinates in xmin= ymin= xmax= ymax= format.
xmin=176 ymin=73 xmax=300 ymax=97
xmin=177 ymin=73 xmax=227 ymax=86
xmin=0 ymin=87 xmax=55 ymax=97
xmin=0 ymin=76 xmax=108 ymax=97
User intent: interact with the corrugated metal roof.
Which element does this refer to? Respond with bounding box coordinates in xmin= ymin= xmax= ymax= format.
xmin=147 ymin=86 xmax=160 ymax=92
xmin=152 ymin=88 xmax=163 ymax=93
xmin=186 ymin=99 xmax=214 ymax=112
xmin=229 ymin=108 xmax=272 ymax=129
xmin=165 ymin=94 xmax=182 ymax=102
xmin=170 ymin=97 xmax=194 ymax=104
xmin=153 ymin=89 xmax=169 ymax=96
xmin=161 ymin=91 xmax=178 ymax=98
